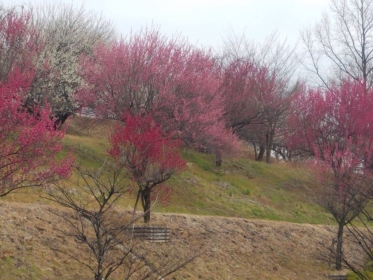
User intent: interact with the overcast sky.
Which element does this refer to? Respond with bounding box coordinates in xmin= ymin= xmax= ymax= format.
xmin=2 ymin=0 xmax=330 ymax=48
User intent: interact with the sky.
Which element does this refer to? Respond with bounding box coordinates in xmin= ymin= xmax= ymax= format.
xmin=2 ymin=0 xmax=331 ymax=49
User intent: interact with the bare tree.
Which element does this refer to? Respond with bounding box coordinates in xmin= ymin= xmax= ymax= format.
xmin=315 ymin=171 xmax=373 ymax=271
xmin=302 ymin=0 xmax=373 ymax=88
xmin=46 ymin=157 xmax=196 ymax=279
xmin=47 ymin=160 xmax=132 ymax=280
xmin=220 ymin=29 xmax=299 ymax=82
xmin=321 ymin=171 xmax=373 ymax=279
xmin=342 ymin=208 xmax=373 ymax=279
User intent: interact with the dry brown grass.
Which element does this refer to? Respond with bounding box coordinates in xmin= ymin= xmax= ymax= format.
xmin=0 ymin=200 xmax=365 ymax=279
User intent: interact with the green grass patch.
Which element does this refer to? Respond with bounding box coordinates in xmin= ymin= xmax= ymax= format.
xmin=6 ymin=116 xmax=335 ymax=225
xmin=152 ymin=149 xmax=334 ymax=224
xmin=347 ymin=270 xmax=373 ymax=280
xmin=0 ymin=256 xmax=46 ymax=280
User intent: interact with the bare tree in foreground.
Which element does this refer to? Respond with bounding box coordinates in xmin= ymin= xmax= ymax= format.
xmin=46 ymin=158 xmax=197 ymax=279
xmin=342 ymin=208 xmax=373 ymax=280
xmin=326 ymin=174 xmax=373 ymax=279
xmin=315 ymin=170 xmax=373 ymax=271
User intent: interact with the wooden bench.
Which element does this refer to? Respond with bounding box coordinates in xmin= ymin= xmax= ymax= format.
xmin=130 ymin=226 xmax=171 ymax=242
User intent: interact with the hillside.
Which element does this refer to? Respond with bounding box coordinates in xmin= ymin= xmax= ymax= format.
xmin=0 ymin=117 xmax=367 ymax=279
xmin=62 ymin=117 xmax=334 ymax=224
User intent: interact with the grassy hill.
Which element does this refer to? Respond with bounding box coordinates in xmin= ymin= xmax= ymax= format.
xmin=0 ymin=116 xmax=363 ymax=279
xmin=61 ymin=116 xmax=334 ymax=224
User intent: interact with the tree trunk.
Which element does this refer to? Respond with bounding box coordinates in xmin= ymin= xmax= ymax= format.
xmin=95 ymin=271 xmax=103 ymax=280
xmin=132 ymin=190 xmax=141 ymax=220
xmin=252 ymin=142 xmax=258 ymax=160
xmin=265 ymin=146 xmax=271 ymax=164
xmin=95 ymin=259 xmax=103 ymax=280
xmin=265 ymin=131 xmax=274 ymax=164
xmin=53 ymin=113 xmax=70 ymax=129
xmin=142 ymin=188 xmax=151 ymax=223
xmin=96 ymin=227 xmax=104 ymax=280
xmin=335 ymin=222 xmax=344 ymax=270
xmin=256 ymin=145 xmax=265 ymax=161
xmin=215 ymin=150 xmax=222 ymax=167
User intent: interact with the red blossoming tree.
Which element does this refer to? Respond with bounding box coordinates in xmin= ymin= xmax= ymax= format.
xmin=0 ymin=7 xmax=73 ymax=196
xmin=109 ymin=112 xmax=186 ymax=223
xmin=0 ymin=67 xmax=73 ymax=197
xmin=79 ymin=29 xmax=240 ymax=164
xmin=152 ymin=46 xmax=240 ymax=164
xmin=219 ymin=58 xmax=295 ymax=163
xmin=286 ymin=80 xmax=373 ymax=270
xmin=78 ymin=28 xmax=173 ymax=119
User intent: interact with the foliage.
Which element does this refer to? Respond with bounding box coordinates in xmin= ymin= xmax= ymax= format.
xmin=0 ymin=6 xmax=42 ymax=84
xmin=0 ymin=72 xmax=73 ymax=196
xmin=287 ymin=80 xmax=373 ymax=166
xmin=78 ymin=27 xmax=171 ymax=118
xmin=79 ymin=28 xmax=240 ymax=158
xmin=0 ymin=7 xmax=73 ymax=196
xmin=26 ymin=2 xmax=114 ymax=126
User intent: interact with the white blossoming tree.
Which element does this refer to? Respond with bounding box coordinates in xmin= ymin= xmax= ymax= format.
xmin=26 ymin=2 xmax=115 ymax=126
